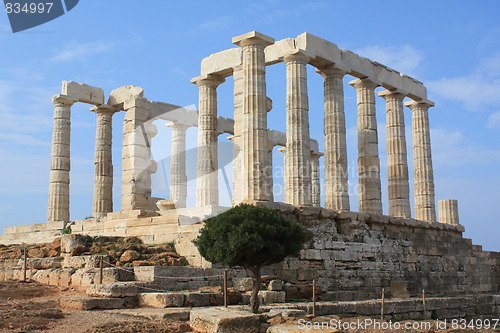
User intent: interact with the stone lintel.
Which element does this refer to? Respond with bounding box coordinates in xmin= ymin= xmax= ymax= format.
xmin=190 ymin=73 xmax=225 ymax=87
xmin=108 ymin=85 xmax=144 ymax=108
xmin=315 ymin=64 xmax=346 ymax=76
xmin=232 ymin=31 xmax=275 ymax=47
xmin=311 ymin=151 xmax=324 ymax=158
xmin=52 ymin=94 xmax=78 ymax=106
xmin=404 ymin=99 xmax=435 ymax=109
xmin=62 ymin=81 xmax=105 ymax=105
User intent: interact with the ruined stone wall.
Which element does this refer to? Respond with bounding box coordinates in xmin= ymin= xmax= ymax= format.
xmin=255 ymin=202 xmax=499 ymax=301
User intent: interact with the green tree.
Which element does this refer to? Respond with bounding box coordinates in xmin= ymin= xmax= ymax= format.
xmin=193 ymin=204 xmax=312 ymax=313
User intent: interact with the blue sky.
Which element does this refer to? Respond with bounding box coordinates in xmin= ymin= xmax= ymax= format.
xmin=0 ymin=0 xmax=499 ymax=251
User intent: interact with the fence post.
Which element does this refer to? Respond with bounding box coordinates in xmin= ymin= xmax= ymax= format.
xmin=422 ymin=289 xmax=426 ymax=319
xmin=99 ymin=256 xmax=104 ymax=284
xmin=223 ymin=270 xmax=228 ymax=307
xmin=22 ymin=244 xmax=27 ymax=282
xmin=312 ymin=279 xmax=317 ymax=317
xmin=381 ymin=288 xmax=385 ymax=320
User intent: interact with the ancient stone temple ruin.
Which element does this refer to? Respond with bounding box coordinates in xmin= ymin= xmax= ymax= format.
xmin=1 ymin=32 xmax=498 ymax=300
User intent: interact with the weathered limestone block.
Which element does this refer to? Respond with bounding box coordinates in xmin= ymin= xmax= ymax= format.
xmin=62 ymin=81 xmax=104 ymax=105
xmin=258 ymin=290 xmax=286 ymax=304
xmin=234 ymin=277 xmax=254 ymax=292
xmin=268 ymin=279 xmax=284 ymax=291
xmin=190 ymin=307 xmax=260 ymax=333
xmin=138 ymin=292 xmax=185 ymax=308
xmin=60 ymin=297 xmax=125 ymax=310
xmin=86 ymin=282 xmax=142 ymax=297
xmin=60 ymin=234 xmax=88 ymax=254
xmin=107 ymin=85 xmax=144 ymax=108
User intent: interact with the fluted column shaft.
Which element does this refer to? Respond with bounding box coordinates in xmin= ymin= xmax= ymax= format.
xmin=406 ymin=100 xmax=436 ymax=221
xmin=310 ymin=152 xmax=322 ymax=207
xmin=233 ymin=32 xmax=274 ymax=202
xmin=438 ymin=199 xmax=459 ymax=225
xmin=350 ymin=79 xmax=382 ymax=214
xmin=284 ymin=52 xmax=312 ymax=206
xmin=231 ymin=65 xmax=244 ymax=205
xmin=168 ymin=123 xmax=189 ymax=208
xmin=48 ymin=95 xmax=76 ymax=222
xmin=192 ymin=75 xmax=224 ymax=207
xmin=91 ymin=105 xmax=116 ymax=218
xmin=317 ymin=66 xmax=349 ymax=211
xmin=380 ymin=90 xmax=411 ymax=218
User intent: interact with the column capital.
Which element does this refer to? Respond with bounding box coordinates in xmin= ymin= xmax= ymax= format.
xmin=90 ymin=104 xmax=119 ymax=115
xmin=232 ymin=31 xmax=274 ymax=47
xmin=404 ymin=99 xmax=435 ymax=110
xmin=311 ymin=151 xmax=324 ymax=159
xmin=315 ymin=64 xmax=346 ymax=78
xmin=166 ymin=122 xmax=190 ymax=131
xmin=191 ymin=74 xmax=225 ymax=87
xmin=52 ymin=94 xmax=77 ymax=106
xmin=378 ymin=89 xmax=406 ymax=101
xmin=277 ymin=146 xmax=286 ymax=153
xmin=349 ymin=78 xmax=378 ymax=90
xmin=283 ymin=49 xmax=311 ymax=64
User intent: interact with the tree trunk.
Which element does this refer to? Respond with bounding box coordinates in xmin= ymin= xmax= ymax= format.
xmin=246 ymin=265 xmax=262 ymax=313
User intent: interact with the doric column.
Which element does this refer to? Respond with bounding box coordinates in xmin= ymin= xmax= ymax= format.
xmin=284 ymin=51 xmax=312 ymax=206
xmin=192 ymin=74 xmax=224 ymax=207
xmin=317 ymin=66 xmax=349 ymax=211
xmin=379 ymin=90 xmax=411 ymax=218
xmin=232 ymin=31 xmax=275 ymax=202
xmin=231 ymin=65 xmax=244 ymax=205
xmin=167 ymin=122 xmax=189 ymax=208
xmin=91 ymin=104 xmax=117 ymax=218
xmin=310 ymin=151 xmax=323 ymax=207
xmin=405 ymin=100 xmax=436 ymax=221
xmin=349 ymin=78 xmax=382 ymax=214
xmin=121 ymin=97 xmax=155 ymax=212
xmin=48 ymin=95 xmax=76 ymax=222
xmin=438 ymin=199 xmax=459 ymax=225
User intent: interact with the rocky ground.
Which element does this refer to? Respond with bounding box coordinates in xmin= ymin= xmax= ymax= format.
xmin=1 ymin=281 xmax=498 ymax=333
xmin=0 ymin=236 xmax=187 ymax=267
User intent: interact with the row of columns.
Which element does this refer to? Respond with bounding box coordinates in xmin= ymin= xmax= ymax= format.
xmin=191 ymin=31 xmax=438 ymax=221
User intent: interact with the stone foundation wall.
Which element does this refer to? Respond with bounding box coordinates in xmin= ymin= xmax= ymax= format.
xmin=254 ymin=202 xmax=499 ymax=301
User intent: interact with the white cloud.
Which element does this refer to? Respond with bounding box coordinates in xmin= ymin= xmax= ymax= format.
xmin=354 ymin=44 xmax=425 ymax=78
xmin=200 ymin=16 xmax=234 ymax=31
xmin=488 ymin=111 xmax=500 ymax=129
xmin=427 ymin=52 xmax=500 ymax=112
xmin=431 ymin=128 xmax=500 ymax=167
xmin=50 ymin=41 xmax=118 ymax=62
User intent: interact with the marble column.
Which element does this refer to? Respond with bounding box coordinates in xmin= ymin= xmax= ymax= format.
xmin=405 ymin=100 xmax=436 ymax=221
xmin=231 ymin=65 xmax=244 ymax=205
xmin=48 ymin=95 xmax=76 ymax=222
xmin=379 ymin=90 xmax=411 ymax=218
xmin=350 ymin=78 xmax=382 ymax=214
xmin=121 ymin=97 xmax=155 ymax=212
xmin=284 ymin=51 xmax=312 ymax=206
xmin=91 ymin=104 xmax=117 ymax=218
xmin=310 ymin=151 xmax=323 ymax=207
xmin=438 ymin=199 xmax=459 ymax=225
xmin=192 ymin=74 xmax=224 ymax=207
xmin=232 ymin=31 xmax=274 ymax=202
xmin=167 ymin=122 xmax=189 ymax=208
xmin=317 ymin=66 xmax=349 ymax=211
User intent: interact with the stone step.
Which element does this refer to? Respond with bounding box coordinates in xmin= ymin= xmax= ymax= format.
xmin=138 ymin=292 xmax=247 ymax=308
xmin=0 ymin=230 xmax=62 ymax=245
xmin=104 ymin=308 xmax=190 ymax=321
xmin=59 ymin=297 xmax=128 ymax=310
